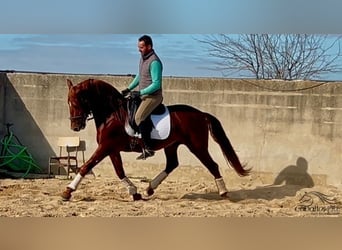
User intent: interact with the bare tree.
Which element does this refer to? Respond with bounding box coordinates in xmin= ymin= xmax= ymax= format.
xmin=198 ymin=34 xmax=342 ymax=80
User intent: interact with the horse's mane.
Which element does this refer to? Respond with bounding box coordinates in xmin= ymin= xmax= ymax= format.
xmin=77 ymin=78 xmax=126 ymax=126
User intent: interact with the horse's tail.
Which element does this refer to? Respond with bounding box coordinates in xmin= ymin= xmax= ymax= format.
xmin=206 ymin=113 xmax=251 ymax=176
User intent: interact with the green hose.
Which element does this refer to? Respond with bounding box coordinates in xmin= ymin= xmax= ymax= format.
xmin=0 ymin=132 xmax=41 ymax=178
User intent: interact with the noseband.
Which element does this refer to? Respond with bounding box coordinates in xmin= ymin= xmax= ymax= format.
xmin=69 ymin=114 xmax=94 ymax=122
xmin=69 ymin=114 xmax=87 ymax=122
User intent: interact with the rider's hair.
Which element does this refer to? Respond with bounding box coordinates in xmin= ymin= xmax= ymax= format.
xmin=139 ymin=35 xmax=153 ymax=48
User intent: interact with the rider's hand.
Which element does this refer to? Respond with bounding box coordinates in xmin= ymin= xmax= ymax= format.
xmin=121 ymin=88 xmax=131 ymax=97
xmin=131 ymin=91 xmax=140 ymax=99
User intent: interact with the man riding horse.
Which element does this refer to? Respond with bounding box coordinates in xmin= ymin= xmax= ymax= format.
xmin=121 ymin=35 xmax=163 ymax=160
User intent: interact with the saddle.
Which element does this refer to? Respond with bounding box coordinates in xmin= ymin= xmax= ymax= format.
xmin=126 ymin=96 xmax=170 ymax=140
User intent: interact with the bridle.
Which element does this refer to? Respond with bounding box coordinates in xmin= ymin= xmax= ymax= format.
xmin=68 ymin=98 xmax=90 ymax=123
xmin=68 ymin=81 xmax=93 ymax=122
xmin=69 ymin=114 xmax=89 ymax=122
xmin=68 ymin=78 xmax=124 ymax=126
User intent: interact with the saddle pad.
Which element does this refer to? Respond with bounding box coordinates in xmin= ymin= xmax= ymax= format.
xmin=125 ymin=107 xmax=171 ymax=140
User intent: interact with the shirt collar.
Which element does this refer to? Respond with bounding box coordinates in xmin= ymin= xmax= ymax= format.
xmin=142 ymin=49 xmax=155 ymax=60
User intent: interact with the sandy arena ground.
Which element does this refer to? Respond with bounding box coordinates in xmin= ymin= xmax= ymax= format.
xmin=0 ymin=161 xmax=341 ymax=217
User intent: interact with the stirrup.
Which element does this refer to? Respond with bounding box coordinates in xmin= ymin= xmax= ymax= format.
xmin=136 ymin=148 xmax=155 ymax=160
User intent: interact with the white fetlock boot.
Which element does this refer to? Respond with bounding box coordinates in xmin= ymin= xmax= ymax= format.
xmin=215 ymin=177 xmax=228 ymax=197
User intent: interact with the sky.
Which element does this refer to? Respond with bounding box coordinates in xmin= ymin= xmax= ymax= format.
xmin=2 ymin=34 xmax=342 ymax=80
xmin=1 ymin=1 xmax=342 ymax=80
xmin=0 ymin=34 xmax=222 ymax=78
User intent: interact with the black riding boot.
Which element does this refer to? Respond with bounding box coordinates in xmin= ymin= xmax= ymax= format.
xmin=136 ymin=120 xmax=155 ymax=160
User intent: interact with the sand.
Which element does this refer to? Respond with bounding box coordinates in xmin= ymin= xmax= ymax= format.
xmin=0 ymin=163 xmax=341 ymax=217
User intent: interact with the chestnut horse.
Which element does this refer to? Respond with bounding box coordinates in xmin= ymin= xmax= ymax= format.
xmin=61 ymin=78 xmax=251 ymax=201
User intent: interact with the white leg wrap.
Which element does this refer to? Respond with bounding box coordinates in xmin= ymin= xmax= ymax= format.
xmin=121 ymin=177 xmax=137 ymax=195
xmin=150 ymin=171 xmax=168 ymax=190
xmin=67 ymin=173 xmax=83 ymax=190
xmin=215 ymin=177 xmax=228 ymax=196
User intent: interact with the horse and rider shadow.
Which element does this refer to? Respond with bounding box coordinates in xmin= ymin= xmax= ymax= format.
xmin=182 ymin=156 xmax=315 ymax=202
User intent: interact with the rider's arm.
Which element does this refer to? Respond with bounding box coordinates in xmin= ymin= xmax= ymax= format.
xmin=140 ymin=60 xmax=162 ymax=95
xmin=128 ymin=74 xmax=140 ymax=90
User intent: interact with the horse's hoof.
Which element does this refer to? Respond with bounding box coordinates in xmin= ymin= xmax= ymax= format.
xmin=61 ymin=192 xmax=71 ymax=201
xmin=132 ymin=193 xmax=143 ymax=201
xmin=61 ymin=188 xmax=72 ymax=201
xmin=145 ymin=187 xmax=154 ymax=196
xmin=220 ymin=192 xmax=229 ymax=198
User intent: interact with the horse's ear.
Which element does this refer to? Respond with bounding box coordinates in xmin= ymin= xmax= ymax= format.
xmin=66 ymin=79 xmax=73 ymax=89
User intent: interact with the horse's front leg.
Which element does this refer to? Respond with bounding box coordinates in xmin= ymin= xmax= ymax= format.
xmin=109 ymin=153 xmax=142 ymax=201
xmin=61 ymin=146 xmax=107 ymax=201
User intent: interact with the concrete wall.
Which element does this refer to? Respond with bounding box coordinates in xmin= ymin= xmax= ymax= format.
xmin=0 ymin=72 xmax=341 ymax=187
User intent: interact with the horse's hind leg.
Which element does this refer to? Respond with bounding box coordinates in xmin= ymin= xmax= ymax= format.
xmin=145 ymin=143 xmax=180 ymax=196
xmin=186 ymin=144 xmax=228 ymax=197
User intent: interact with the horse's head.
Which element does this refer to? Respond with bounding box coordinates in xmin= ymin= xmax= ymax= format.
xmin=67 ymin=79 xmax=91 ymax=131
